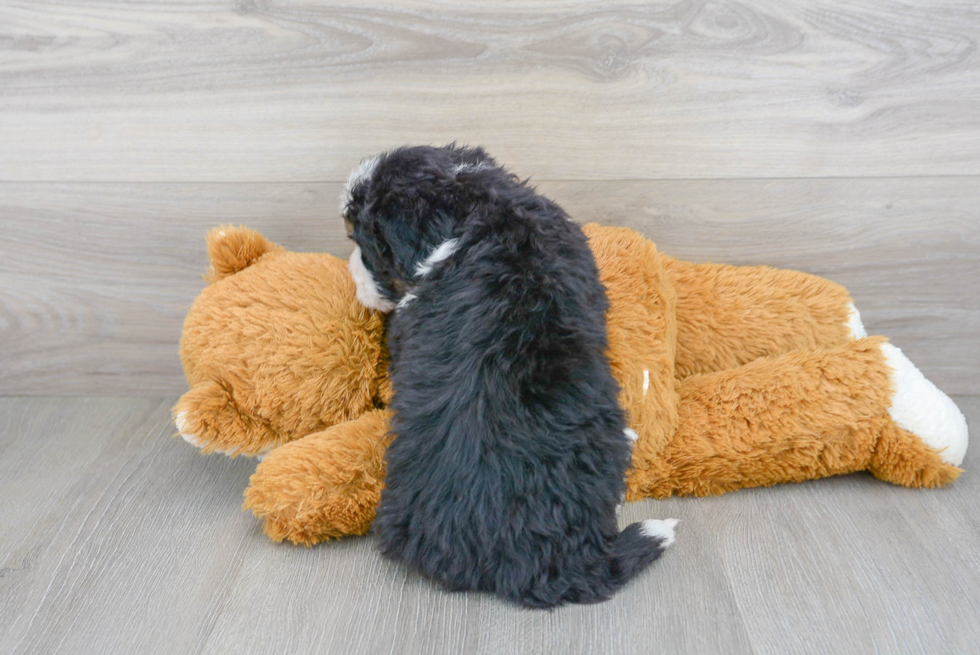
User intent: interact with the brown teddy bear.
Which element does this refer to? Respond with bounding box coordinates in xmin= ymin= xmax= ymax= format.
xmin=173 ymin=224 xmax=968 ymax=546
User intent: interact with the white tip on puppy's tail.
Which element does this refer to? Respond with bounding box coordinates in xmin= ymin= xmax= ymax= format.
xmin=605 ymin=518 xmax=678 ymax=586
xmin=640 ymin=518 xmax=679 ymax=548
xmin=555 ymin=517 xmax=678 ymax=605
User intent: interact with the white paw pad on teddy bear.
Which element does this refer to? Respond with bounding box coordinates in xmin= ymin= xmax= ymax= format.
xmin=882 ymin=343 xmax=968 ymax=466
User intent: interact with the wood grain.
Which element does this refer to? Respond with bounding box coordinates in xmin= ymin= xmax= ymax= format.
xmin=1 ymin=1 xmax=978 ymax=181
xmin=1 ymin=178 xmax=976 ymax=395
xmin=1 ymin=396 xmax=977 ymax=654
xmin=701 ymin=397 xmax=980 ymax=655
xmin=203 ymin=499 xmax=752 ymax=655
xmin=0 ymin=397 xmax=753 ymax=655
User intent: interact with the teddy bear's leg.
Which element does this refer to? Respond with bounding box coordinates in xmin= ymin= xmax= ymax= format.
xmin=869 ymin=343 xmax=968 ymax=484
xmin=172 ymin=380 xmax=281 ymax=458
xmin=662 ymin=256 xmax=865 ymax=378
xmin=243 ymin=409 xmax=392 ymax=545
xmin=627 ymin=337 xmax=966 ymax=500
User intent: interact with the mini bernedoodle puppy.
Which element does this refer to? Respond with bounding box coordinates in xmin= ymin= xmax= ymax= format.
xmin=342 ymin=144 xmax=677 ymax=608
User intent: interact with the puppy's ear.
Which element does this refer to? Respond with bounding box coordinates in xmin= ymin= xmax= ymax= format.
xmin=372 ymin=214 xmax=426 ymax=280
xmin=379 ymin=203 xmax=457 ymax=281
xmin=367 ymin=147 xmax=461 ymax=279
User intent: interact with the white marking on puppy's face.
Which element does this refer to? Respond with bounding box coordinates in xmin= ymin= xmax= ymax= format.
xmin=397 ymin=292 xmax=417 ymax=309
xmin=414 ymin=238 xmax=460 ymax=277
xmin=348 ymin=246 xmax=396 ymax=312
xmin=640 ymin=518 xmax=679 ymax=547
xmin=624 ymin=428 xmax=639 ymax=443
xmin=339 ymin=155 xmax=380 ymax=213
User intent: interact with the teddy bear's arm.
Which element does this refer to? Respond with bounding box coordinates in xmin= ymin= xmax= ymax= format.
xmin=245 ymin=336 xmax=967 ymax=545
xmin=662 ymin=256 xmax=861 ymax=379
xmin=243 ymin=409 xmax=392 ymax=545
xmin=173 ymin=380 xmax=282 ymax=457
xmin=626 ymin=337 xmax=965 ymax=500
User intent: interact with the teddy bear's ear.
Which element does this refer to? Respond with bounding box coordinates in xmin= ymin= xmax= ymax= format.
xmin=204 ymin=225 xmax=280 ymax=284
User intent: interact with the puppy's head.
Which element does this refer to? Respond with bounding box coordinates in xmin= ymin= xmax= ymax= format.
xmin=341 ymin=144 xmax=498 ymax=311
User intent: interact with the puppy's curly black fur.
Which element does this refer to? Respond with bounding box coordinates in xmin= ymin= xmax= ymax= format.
xmin=342 ymin=144 xmax=675 ymax=608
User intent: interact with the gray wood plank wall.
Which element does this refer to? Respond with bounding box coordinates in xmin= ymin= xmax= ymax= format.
xmin=1 ymin=0 xmax=978 ymax=396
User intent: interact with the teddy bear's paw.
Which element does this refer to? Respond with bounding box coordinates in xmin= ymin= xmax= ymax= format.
xmin=175 ymin=411 xmax=211 ymax=450
xmin=846 ymin=302 xmax=868 ymax=340
xmin=172 ymin=383 xmax=281 ymax=458
xmin=175 ymin=410 xmax=249 ymax=457
xmin=176 ymin=409 xmax=276 ymax=458
xmin=881 ymin=343 xmax=968 ymax=466
xmin=244 ymin=444 xmax=381 ymax=545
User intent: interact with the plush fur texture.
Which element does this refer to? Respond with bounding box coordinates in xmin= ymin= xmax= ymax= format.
xmin=340 ymin=145 xmax=670 ymax=607
xmin=173 ymin=224 xmax=967 ymax=547
xmin=176 ymin=226 xmax=392 ymax=457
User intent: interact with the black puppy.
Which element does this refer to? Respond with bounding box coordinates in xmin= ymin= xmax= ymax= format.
xmin=342 ymin=144 xmax=677 ymax=608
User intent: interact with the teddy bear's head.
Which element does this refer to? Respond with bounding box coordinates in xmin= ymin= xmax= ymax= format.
xmin=175 ymin=224 xmax=677 ymax=461
xmin=175 ymin=226 xmax=391 ymax=457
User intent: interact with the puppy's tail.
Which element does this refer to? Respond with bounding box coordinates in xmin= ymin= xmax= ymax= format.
xmin=562 ymin=518 xmax=678 ymax=606
xmin=204 ymin=225 xmax=280 ymax=283
xmin=609 ymin=518 xmax=678 ymax=584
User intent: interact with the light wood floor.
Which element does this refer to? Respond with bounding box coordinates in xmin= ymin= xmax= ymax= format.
xmin=2 ymin=1 xmax=978 ymax=653
xmin=0 ymin=396 xmax=977 ymax=655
